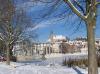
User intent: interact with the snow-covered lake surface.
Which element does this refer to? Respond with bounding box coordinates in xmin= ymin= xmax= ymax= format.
xmin=0 ymin=53 xmax=99 ymax=74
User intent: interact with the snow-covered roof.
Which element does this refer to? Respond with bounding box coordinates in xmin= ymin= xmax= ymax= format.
xmin=53 ymin=35 xmax=66 ymax=40
xmin=48 ymin=35 xmax=67 ymax=42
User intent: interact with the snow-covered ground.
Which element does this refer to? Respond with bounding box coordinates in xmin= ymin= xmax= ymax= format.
xmin=0 ymin=53 xmax=99 ymax=74
xmin=0 ymin=62 xmax=88 ymax=74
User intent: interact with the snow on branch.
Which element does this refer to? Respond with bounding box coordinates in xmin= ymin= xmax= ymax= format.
xmin=64 ymin=0 xmax=86 ymax=20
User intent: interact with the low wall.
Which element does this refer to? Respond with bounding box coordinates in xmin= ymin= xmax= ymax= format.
xmin=16 ymin=55 xmax=42 ymax=61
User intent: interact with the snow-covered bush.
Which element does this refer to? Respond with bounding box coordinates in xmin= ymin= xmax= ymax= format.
xmin=41 ymin=54 xmax=46 ymax=60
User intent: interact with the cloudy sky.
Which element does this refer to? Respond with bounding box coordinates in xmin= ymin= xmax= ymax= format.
xmin=16 ymin=0 xmax=100 ymax=42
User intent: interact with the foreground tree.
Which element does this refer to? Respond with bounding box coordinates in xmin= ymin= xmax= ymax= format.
xmin=63 ymin=0 xmax=99 ymax=74
xmin=0 ymin=0 xmax=35 ymax=65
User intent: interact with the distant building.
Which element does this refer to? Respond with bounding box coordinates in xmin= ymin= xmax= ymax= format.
xmin=13 ymin=34 xmax=100 ymax=61
xmin=47 ymin=32 xmax=68 ymax=53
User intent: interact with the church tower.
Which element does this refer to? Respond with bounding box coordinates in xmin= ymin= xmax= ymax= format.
xmin=49 ymin=31 xmax=55 ymax=43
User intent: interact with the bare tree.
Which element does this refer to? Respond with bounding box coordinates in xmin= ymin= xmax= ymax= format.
xmin=31 ymin=0 xmax=100 ymax=74
xmin=0 ymin=0 xmax=36 ymax=65
xmin=63 ymin=0 xmax=99 ymax=74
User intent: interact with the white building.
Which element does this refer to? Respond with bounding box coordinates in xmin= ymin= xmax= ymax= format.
xmin=13 ymin=34 xmax=100 ymax=61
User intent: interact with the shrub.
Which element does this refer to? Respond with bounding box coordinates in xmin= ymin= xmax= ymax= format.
xmin=41 ymin=54 xmax=46 ymax=60
xmin=11 ymin=56 xmax=17 ymax=62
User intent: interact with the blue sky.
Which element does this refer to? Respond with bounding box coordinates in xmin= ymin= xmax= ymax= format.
xmin=16 ymin=0 xmax=100 ymax=42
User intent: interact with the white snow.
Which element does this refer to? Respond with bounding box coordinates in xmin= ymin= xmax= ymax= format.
xmin=0 ymin=62 xmax=86 ymax=74
xmin=48 ymin=35 xmax=66 ymax=42
xmin=0 ymin=53 xmax=99 ymax=74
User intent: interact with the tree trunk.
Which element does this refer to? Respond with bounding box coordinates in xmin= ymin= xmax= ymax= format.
xmin=87 ymin=21 xmax=98 ymax=74
xmin=10 ymin=45 xmax=13 ymax=57
xmin=6 ymin=44 xmax=10 ymax=65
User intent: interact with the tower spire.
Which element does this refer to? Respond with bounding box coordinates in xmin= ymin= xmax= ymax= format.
xmin=49 ymin=31 xmax=55 ymax=43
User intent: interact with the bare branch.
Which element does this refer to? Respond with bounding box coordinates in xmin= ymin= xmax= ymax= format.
xmin=64 ymin=0 xmax=86 ymax=20
xmin=73 ymin=0 xmax=85 ymax=14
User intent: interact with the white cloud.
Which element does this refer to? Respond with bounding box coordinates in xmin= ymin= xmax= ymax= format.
xmin=26 ymin=16 xmax=64 ymax=32
xmin=26 ymin=24 xmax=48 ymax=32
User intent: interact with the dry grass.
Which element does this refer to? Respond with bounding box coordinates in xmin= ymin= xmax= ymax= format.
xmin=62 ymin=56 xmax=100 ymax=67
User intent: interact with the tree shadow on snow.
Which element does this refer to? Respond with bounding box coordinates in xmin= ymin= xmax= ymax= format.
xmin=73 ymin=67 xmax=83 ymax=74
